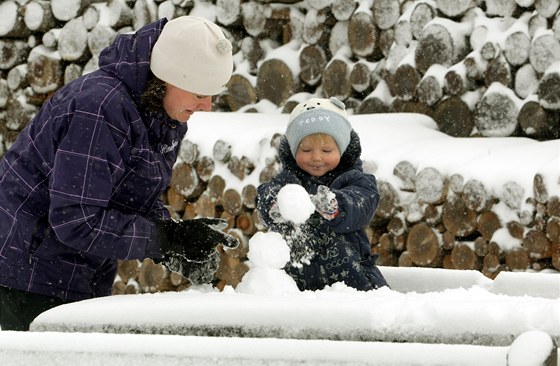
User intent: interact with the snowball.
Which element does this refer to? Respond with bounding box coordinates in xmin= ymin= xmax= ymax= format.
xmin=236 ymin=266 xmax=299 ymax=295
xmin=277 ymin=184 xmax=315 ymax=224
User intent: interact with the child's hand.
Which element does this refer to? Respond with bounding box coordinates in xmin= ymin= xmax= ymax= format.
xmin=310 ymin=185 xmax=339 ymax=220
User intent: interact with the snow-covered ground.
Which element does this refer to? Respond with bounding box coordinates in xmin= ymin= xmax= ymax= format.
xmin=1 ymin=112 xmax=558 ymax=365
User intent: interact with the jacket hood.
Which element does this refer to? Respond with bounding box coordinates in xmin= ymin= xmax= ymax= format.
xmin=278 ymin=129 xmax=364 ymax=183
xmin=98 ymin=18 xmax=167 ymax=103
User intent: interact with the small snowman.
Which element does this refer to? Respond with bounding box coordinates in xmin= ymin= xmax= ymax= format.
xmin=236 ymin=184 xmax=315 ymax=295
xmin=235 ymin=231 xmax=299 ymax=295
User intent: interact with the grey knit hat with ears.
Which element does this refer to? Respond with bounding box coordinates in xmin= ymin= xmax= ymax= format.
xmin=150 ymin=16 xmax=233 ymax=96
xmin=285 ymin=97 xmax=352 ymax=157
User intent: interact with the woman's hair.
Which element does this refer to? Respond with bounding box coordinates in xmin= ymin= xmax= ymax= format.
xmin=140 ymin=77 xmax=167 ymax=116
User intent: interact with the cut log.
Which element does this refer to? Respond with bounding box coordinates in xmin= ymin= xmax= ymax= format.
xmin=322 ymin=57 xmax=352 ymax=101
xmin=393 ymin=160 xmax=416 ymax=192
xmin=196 ymin=156 xmax=215 ymax=182
xmin=299 ymin=44 xmax=327 ymax=87
xmin=387 ymin=213 xmax=407 ymax=237
xmin=415 ymin=18 xmax=470 ymax=74
xmin=357 ymin=80 xmax=392 ymax=114
xmin=547 ymin=217 xmax=560 ymax=243
xmin=24 ymin=0 xmax=58 ymax=32
xmin=236 ymin=211 xmax=257 ymax=236
xmin=416 ymin=167 xmax=447 ymax=205
xmin=241 ymin=184 xmax=257 ymax=209
xmin=534 ymin=0 xmax=560 ymax=18
xmin=64 ymin=63 xmax=83 ymax=84
xmin=538 ymin=65 xmax=560 ymax=110
xmin=503 ymin=13 xmax=531 ymax=66
xmin=213 ymin=140 xmax=232 ymax=163
xmin=406 ymin=222 xmax=440 ymax=266
xmin=477 ymin=210 xmax=502 ymax=241
xmin=485 ymin=0 xmax=518 ymax=17
xmin=117 ymin=259 xmax=140 ymax=283
xmin=372 ymin=0 xmax=400 ymax=30
xmin=216 ymin=0 xmax=242 ymax=27
xmin=415 ymin=64 xmax=445 ymax=106
xmin=331 ymin=0 xmax=357 ymax=21
xmin=392 ymin=60 xmax=421 ymax=101
xmin=410 ymin=1 xmax=435 ymax=41
xmin=242 ymin=1 xmax=267 ymax=37
xmin=87 ymin=24 xmax=117 ymax=59
xmin=240 ymin=37 xmax=264 ymax=75
xmin=227 ymin=156 xmax=255 ymax=180
xmin=222 ymin=188 xmax=242 ymax=216
xmin=484 ymin=55 xmax=512 ymax=88
xmin=348 ymin=11 xmax=378 ymax=57
xmin=194 ymin=192 xmax=216 ymax=219
xmin=207 ymin=174 xmax=226 ymax=201
xmin=0 ymin=0 xmax=31 ymax=38
xmin=226 ymin=74 xmax=257 ymax=111
xmin=433 ymin=96 xmax=474 ymax=137
xmin=451 ymin=243 xmax=479 ymax=270
xmin=463 ymin=179 xmax=489 ymax=212
xmin=0 ymin=40 xmax=30 ymax=71
xmin=7 ymin=64 xmax=28 ymax=91
xmin=504 ymin=247 xmax=530 ymax=271
xmin=51 ymin=0 xmax=106 ymax=22
xmin=529 ymin=31 xmax=560 ymax=74
xmin=170 ymin=162 xmax=200 ymax=199
xmin=474 ymin=236 xmax=489 ymax=257
xmin=514 ymin=63 xmax=539 ymax=99
xmin=349 ymin=61 xmax=373 ymax=94
xmin=474 ymin=83 xmax=521 ymax=137
xmin=138 ymin=259 xmax=166 ymax=293
xmin=375 ymin=180 xmax=399 ymax=219
xmin=522 ymin=229 xmax=551 ymax=260
xmin=132 ymin=0 xmax=157 ymax=31
xmin=435 ymin=0 xmax=477 ymax=18
xmin=519 ymin=100 xmax=559 ymax=139
xmin=58 ymin=18 xmax=91 ymax=62
xmin=257 ymin=58 xmax=298 ymax=107
xmin=178 ymin=140 xmax=198 ymax=165
xmin=27 ymin=45 xmax=64 ymax=94
xmin=442 ymin=195 xmax=478 ymax=237
xmin=482 ymin=253 xmax=502 ymax=279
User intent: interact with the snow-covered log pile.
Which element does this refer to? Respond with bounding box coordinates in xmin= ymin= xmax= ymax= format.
xmin=1 ymin=0 xmax=560 ymax=158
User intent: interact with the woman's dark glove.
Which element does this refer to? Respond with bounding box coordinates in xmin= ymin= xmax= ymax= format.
xmin=153 ymin=218 xmax=239 ymax=284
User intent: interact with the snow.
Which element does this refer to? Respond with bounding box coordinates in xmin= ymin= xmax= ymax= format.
xmin=1 ymin=111 xmax=558 ymax=365
xmin=276 ymin=184 xmax=316 ymax=224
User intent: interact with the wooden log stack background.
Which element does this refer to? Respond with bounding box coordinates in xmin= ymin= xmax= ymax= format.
xmin=0 ymin=0 xmax=558 ymax=295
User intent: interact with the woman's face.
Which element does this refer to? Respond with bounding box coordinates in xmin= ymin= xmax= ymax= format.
xmin=295 ymin=134 xmax=341 ymax=177
xmin=162 ymin=83 xmax=213 ymax=123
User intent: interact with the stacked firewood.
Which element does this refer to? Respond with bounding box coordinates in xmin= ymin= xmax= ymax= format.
xmin=0 ymin=0 xmax=558 ymax=294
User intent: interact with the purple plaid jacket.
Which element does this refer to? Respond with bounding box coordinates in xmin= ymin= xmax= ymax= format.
xmin=0 ymin=18 xmax=188 ymax=301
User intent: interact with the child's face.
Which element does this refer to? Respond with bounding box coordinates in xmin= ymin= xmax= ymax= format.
xmin=295 ymin=134 xmax=341 ymax=177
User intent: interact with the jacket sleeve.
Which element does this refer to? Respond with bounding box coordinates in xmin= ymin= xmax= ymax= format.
xmin=47 ymin=90 xmax=159 ymax=260
xmin=327 ymin=170 xmax=380 ymax=233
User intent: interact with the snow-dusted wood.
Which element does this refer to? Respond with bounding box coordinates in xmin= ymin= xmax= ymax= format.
xmin=24 ymin=0 xmax=58 ymax=32
xmin=216 ymin=0 xmax=242 ymax=26
xmin=372 ymin=0 xmax=400 ymax=30
xmin=529 ymin=31 xmax=560 ymax=74
xmin=322 ymin=57 xmax=352 ymax=100
xmin=299 ymin=44 xmax=327 ymax=86
xmin=27 ymin=45 xmax=64 ymax=94
xmin=51 ymin=0 xmax=106 ymax=22
xmin=242 ymin=1 xmax=267 ymax=37
xmin=349 ymin=61 xmax=372 ymax=94
xmin=433 ymin=96 xmax=474 ymax=137
xmin=58 ymin=18 xmax=91 ymax=62
xmin=474 ymin=84 xmax=521 ymax=137
xmin=0 ymin=0 xmax=31 ymax=38
xmin=256 ymin=58 xmax=299 ymax=107
xmin=348 ymin=11 xmax=378 ymax=57
xmin=196 ymin=156 xmax=215 ymax=182
xmin=225 ymin=74 xmax=258 ymax=112
xmin=0 ymin=40 xmax=30 ymax=71
xmin=537 ymin=65 xmax=560 ymax=110
xmin=518 ymin=100 xmax=559 ymax=139
xmin=406 ymin=222 xmax=440 ymax=266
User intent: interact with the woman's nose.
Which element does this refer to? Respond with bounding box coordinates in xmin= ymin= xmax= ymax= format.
xmin=198 ymin=96 xmax=213 ymax=111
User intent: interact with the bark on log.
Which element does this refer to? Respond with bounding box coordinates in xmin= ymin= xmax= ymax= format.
xmin=407 ymin=222 xmax=440 ymax=266
xmin=433 ymin=96 xmax=474 ymax=137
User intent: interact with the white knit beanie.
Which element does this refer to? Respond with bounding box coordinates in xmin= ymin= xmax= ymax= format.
xmin=150 ymin=16 xmax=233 ymax=96
xmin=285 ymin=97 xmax=352 ymax=157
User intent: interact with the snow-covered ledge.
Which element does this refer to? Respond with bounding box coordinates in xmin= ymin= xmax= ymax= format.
xmin=30 ymin=267 xmax=560 ymax=347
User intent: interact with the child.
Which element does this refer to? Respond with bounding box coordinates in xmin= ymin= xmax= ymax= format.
xmin=256 ymin=97 xmax=388 ymax=291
